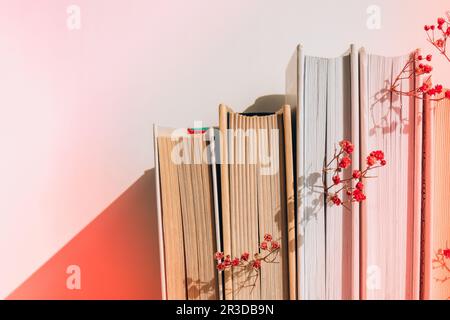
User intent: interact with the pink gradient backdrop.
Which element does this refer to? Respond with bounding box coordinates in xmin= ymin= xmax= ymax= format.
xmin=0 ymin=0 xmax=449 ymax=298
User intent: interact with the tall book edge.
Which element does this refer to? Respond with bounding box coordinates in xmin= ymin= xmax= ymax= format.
xmin=350 ymin=44 xmax=360 ymax=300
xmin=421 ymin=95 xmax=433 ymax=299
xmin=219 ymin=104 xmax=233 ymax=299
xmin=209 ymin=127 xmax=224 ymax=300
xmin=412 ymin=50 xmax=423 ymax=300
xmin=358 ymin=47 xmax=368 ymax=300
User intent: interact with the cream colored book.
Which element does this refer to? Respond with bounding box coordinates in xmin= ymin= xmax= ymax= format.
xmin=154 ymin=125 xmax=221 ymax=300
xmin=358 ymin=49 xmax=422 ymax=300
xmin=218 ymin=105 xmax=295 ymax=300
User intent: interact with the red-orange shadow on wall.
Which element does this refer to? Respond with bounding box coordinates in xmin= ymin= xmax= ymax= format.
xmin=7 ymin=169 xmax=162 ymax=300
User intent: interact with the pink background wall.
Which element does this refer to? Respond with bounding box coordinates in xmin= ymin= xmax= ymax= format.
xmin=0 ymin=0 xmax=449 ymax=298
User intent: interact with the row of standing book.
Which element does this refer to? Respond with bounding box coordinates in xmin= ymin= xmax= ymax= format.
xmin=154 ymin=44 xmax=450 ymax=300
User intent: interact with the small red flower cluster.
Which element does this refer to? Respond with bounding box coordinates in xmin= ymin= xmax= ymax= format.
xmin=325 ymin=140 xmax=386 ymax=209
xmin=366 ymin=150 xmax=386 ymax=167
xmin=424 ymin=15 xmax=450 ymax=63
xmin=419 ymin=83 xmax=443 ymax=95
xmin=215 ymin=252 xmax=251 ymax=271
xmin=444 ymin=249 xmax=450 ymax=259
xmin=417 ymin=60 xmax=433 ymax=75
xmin=259 ymin=233 xmax=280 ymax=252
xmin=214 ymin=233 xmax=280 ymax=273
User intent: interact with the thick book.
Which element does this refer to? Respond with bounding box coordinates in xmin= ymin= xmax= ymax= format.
xmin=359 ymin=49 xmax=422 ymax=300
xmin=422 ymin=94 xmax=450 ymax=300
xmin=218 ymin=104 xmax=295 ymax=300
xmin=154 ymin=125 xmax=222 ymax=300
xmin=285 ymin=44 xmax=360 ymax=300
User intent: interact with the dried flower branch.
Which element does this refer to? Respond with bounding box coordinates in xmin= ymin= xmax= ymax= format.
xmin=214 ymin=233 xmax=280 ymax=293
xmin=424 ymin=14 xmax=450 ymax=63
xmin=324 ymin=140 xmax=386 ymax=210
xmin=432 ymin=248 xmax=450 ymax=281
xmin=389 ymin=52 xmax=450 ymax=101
xmin=389 ymin=12 xmax=450 ymax=102
xmin=432 ymin=246 xmax=450 ymax=299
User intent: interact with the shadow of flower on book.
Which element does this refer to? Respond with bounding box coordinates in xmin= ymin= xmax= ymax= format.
xmin=186 ymin=278 xmax=218 ymax=300
xmin=297 ymin=173 xmax=326 ymax=213
xmin=231 ymin=249 xmax=281 ymax=297
xmin=369 ymin=79 xmax=411 ymax=136
xmin=296 ymin=173 xmax=325 ymax=247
